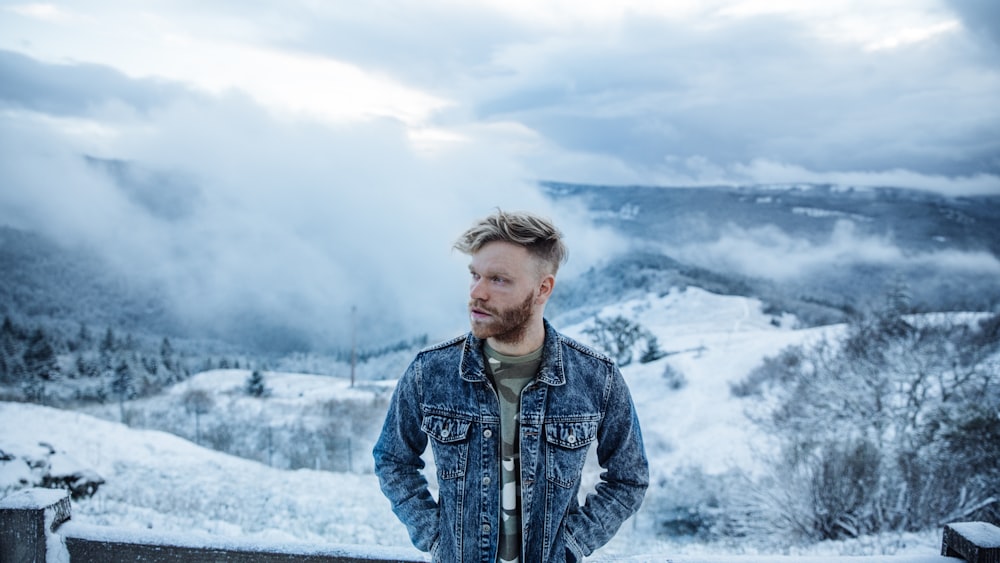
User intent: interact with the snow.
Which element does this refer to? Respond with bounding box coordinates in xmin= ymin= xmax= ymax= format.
xmin=0 ymin=401 xmax=413 ymax=548
xmin=0 ymin=488 xmax=71 ymax=563
xmin=45 ymin=506 xmax=70 ymax=563
xmin=0 ymin=487 xmax=66 ymax=510
xmin=611 ymin=556 xmax=953 ymax=563
xmin=55 ymin=521 xmax=428 ymax=560
xmin=560 ymin=288 xmax=828 ymax=477
xmin=0 ymin=287 xmax=954 ymax=560
xmin=947 ymin=522 xmax=1000 ymax=548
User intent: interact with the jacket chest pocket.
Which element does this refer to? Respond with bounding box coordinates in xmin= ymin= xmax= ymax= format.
xmin=421 ymin=414 xmax=472 ymax=480
xmin=543 ymin=420 xmax=598 ymax=488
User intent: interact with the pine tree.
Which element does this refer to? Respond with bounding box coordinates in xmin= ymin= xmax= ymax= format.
xmin=24 ymin=328 xmax=60 ymax=382
xmin=75 ymin=354 xmax=100 ymax=379
xmin=1 ymin=318 xmax=26 ymax=383
xmin=246 ymin=369 xmax=267 ymax=397
xmin=100 ymin=327 xmax=116 ymax=355
xmin=160 ymin=337 xmax=177 ymax=379
xmin=70 ymin=322 xmax=91 ymax=352
xmin=22 ymin=376 xmax=45 ymax=403
xmin=111 ymin=359 xmax=133 ymax=422
xmin=99 ymin=328 xmax=116 ymax=376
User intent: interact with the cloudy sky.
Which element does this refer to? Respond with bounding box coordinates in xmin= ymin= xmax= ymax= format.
xmin=1 ymin=1 xmax=998 ymax=349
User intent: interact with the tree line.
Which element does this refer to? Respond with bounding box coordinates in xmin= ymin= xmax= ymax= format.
xmin=0 ymin=316 xmax=246 ymax=407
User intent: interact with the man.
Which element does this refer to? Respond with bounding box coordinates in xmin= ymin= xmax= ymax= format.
xmin=374 ymin=210 xmax=648 ymax=563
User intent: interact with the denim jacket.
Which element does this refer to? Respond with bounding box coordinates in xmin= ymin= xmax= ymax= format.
xmin=373 ymin=320 xmax=649 ymax=563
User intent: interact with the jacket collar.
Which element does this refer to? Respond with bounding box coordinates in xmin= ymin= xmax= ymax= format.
xmin=459 ymin=319 xmax=566 ymax=386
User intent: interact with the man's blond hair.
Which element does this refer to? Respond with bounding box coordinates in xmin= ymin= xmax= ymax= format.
xmin=454 ymin=209 xmax=567 ymax=275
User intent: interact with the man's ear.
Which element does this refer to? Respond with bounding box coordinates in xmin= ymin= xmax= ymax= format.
xmin=535 ymin=274 xmax=555 ymax=305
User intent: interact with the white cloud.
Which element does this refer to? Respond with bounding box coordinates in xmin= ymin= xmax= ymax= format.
xmin=671 ymin=219 xmax=1000 ymax=282
xmin=863 ymin=20 xmax=961 ymax=51
xmin=1 ymin=0 xmax=997 ymax=349
xmin=4 ymin=2 xmax=78 ymax=22
xmin=1 ymin=3 xmax=450 ymax=131
xmin=730 ymin=160 xmax=1000 ymax=196
xmin=152 ymin=34 xmax=451 ymax=127
xmin=0 ymin=86 xmax=623 ymax=347
xmin=3 ymin=0 xmax=998 ymax=185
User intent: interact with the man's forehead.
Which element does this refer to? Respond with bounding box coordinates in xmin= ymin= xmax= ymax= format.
xmin=469 ymin=241 xmax=532 ymax=271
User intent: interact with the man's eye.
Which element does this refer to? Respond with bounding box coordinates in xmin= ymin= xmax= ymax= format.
xmin=492 ymin=277 xmax=506 ymax=284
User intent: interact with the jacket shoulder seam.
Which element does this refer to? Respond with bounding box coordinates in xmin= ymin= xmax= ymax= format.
xmin=559 ymin=333 xmax=614 ymax=364
xmin=418 ymin=333 xmax=467 ymax=355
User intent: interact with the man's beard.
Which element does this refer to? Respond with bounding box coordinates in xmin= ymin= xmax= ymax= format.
xmin=469 ymin=291 xmax=535 ymax=345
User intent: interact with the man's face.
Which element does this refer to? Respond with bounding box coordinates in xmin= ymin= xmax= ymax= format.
xmin=467 ymin=241 xmax=543 ymax=345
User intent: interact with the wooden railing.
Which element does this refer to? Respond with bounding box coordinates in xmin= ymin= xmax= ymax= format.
xmin=2 ymin=488 xmax=999 ymax=563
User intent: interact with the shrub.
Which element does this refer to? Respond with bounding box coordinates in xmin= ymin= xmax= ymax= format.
xmin=662 ymin=362 xmax=687 ymax=391
xmin=731 ymin=295 xmax=1000 ymax=540
xmin=583 ymin=315 xmax=646 ymax=366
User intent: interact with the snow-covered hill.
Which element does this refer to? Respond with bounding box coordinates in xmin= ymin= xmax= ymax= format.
xmin=561 ymin=287 xmax=821 ymax=478
xmin=0 ymin=287 xmax=943 ymax=559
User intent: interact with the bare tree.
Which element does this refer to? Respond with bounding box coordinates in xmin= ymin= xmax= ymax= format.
xmin=732 ymin=303 xmax=1000 ymax=541
xmin=182 ymin=388 xmax=214 ymax=444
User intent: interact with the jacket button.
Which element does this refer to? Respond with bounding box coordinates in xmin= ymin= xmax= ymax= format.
xmin=482 ymin=524 xmax=491 ymax=534
xmin=441 ymin=429 xmax=450 ymax=438
xmin=483 ymin=477 xmax=491 ymax=485
xmin=483 ymin=429 xmax=492 ymax=438
xmin=567 ymin=435 xmax=577 ymax=443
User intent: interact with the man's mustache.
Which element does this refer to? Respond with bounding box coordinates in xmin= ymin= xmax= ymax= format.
xmin=469 ymin=300 xmax=497 ymax=315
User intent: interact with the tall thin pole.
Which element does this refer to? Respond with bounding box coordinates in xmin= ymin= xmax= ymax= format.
xmin=350 ymin=305 xmax=356 ymax=388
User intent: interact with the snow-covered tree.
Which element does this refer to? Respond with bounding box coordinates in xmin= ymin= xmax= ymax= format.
xmin=111 ymin=358 xmax=133 ymax=422
xmin=182 ymin=388 xmax=215 ymax=444
xmin=733 ymin=304 xmax=1000 ymax=540
xmin=583 ymin=315 xmax=646 ymax=366
xmin=245 ymin=369 xmax=267 ymax=397
xmin=24 ymin=328 xmax=60 ymax=381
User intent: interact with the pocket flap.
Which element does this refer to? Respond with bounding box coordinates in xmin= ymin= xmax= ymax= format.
xmin=421 ymin=414 xmax=471 ymax=443
xmin=544 ymin=420 xmax=598 ymax=449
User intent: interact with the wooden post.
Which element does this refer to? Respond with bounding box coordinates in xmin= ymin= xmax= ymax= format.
xmin=0 ymin=488 xmax=71 ymax=563
xmin=942 ymin=522 xmax=1000 ymax=563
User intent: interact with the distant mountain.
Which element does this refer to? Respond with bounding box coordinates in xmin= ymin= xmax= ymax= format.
xmin=543 ymin=182 xmax=1000 ymax=254
xmin=2 ymin=183 xmax=998 ymax=355
xmin=0 ymin=226 xmax=313 ymax=355
xmin=543 ymin=182 xmax=1000 ymax=326
xmin=0 ymin=226 xmax=179 ymax=336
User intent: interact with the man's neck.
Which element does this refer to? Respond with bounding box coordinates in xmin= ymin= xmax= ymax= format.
xmin=487 ymin=319 xmax=545 ymax=357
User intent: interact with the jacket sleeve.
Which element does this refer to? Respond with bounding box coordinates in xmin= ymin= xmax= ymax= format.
xmin=372 ymin=357 xmax=439 ymax=552
xmin=563 ymin=363 xmax=649 ymax=558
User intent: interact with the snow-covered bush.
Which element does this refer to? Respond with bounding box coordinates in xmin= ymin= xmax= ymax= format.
xmin=732 ymin=304 xmax=1000 ymax=541
xmin=661 ymin=362 xmax=687 ymax=391
xmin=644 ymin=466 xmax=738 ymax=541
xmin=0 ymin=441 xmax=104 ymax=500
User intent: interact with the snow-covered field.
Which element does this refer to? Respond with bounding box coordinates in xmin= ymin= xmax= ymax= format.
xmin=0 ymin=287 xmax=944 ymax=560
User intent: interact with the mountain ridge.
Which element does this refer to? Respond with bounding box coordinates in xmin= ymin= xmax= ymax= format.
xmin=2 ymin=182 xmax=998 ymax=358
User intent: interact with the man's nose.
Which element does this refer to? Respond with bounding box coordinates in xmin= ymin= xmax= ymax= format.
xmin=470 ymin=279 xmax=488 ymax=301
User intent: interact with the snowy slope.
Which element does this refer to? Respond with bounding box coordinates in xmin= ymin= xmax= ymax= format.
xmin=0 ymin=287 xmax=945 ymax=559
xmin=0 ymin=400 xmax=417 ymax=552
xmin=560 ymin=287 xmax=822 ymax=478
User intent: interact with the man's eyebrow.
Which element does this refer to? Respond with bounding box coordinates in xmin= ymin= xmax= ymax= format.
xmin=469 ymin=264 xmax=513 ymax=278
